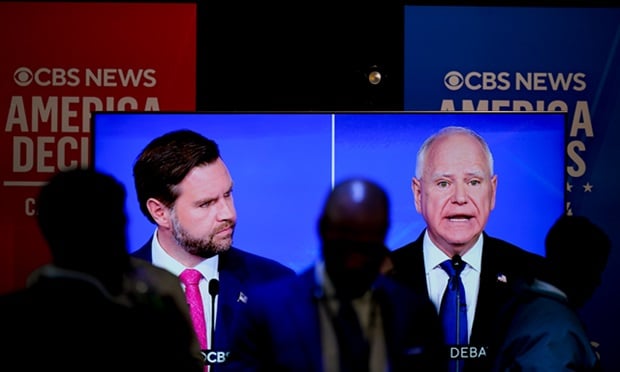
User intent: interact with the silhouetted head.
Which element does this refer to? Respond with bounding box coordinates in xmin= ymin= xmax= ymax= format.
xmin=318 ymin=178 xmax=390 ymax=299
xmin=542 ymin=214 xmax=611 ymax=308
xmin=36 ymin=168 xmax=131 ymax=295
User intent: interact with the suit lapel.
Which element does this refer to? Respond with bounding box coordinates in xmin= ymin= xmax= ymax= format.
xmin=215 ymin=248 xmax=249 ymax=350
xmin=391 ymin=232 xmax=428 ymax=295
xmin=410 ymin=242 xmax=428 ymax=295
xmin=472 ymin=235 xmax=513 ymax=345
xmin=213 ymin=269 xmax=242 ymax=350
xmin=291 ymin=270 xmax=325 ymax=371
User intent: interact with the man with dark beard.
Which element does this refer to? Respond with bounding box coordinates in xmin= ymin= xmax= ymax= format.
xmin=132 ymin=129 xmax=295 ymax=371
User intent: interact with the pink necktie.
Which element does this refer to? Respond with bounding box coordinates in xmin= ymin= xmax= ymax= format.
xmin=180 ymin=268 xmax=208 ymax=350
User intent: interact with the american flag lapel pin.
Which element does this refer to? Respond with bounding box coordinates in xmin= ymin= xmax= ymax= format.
xmin=237 ymin=291 xmax=248 ymax=303
xmin=496 ymin=273 xmax=508 ymax=283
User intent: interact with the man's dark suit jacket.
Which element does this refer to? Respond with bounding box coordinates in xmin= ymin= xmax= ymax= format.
xmin=388 ymin=230 xmax=543 ymax=372
xmin=225 ymin=268 xmax=448 ymax=372
xmin=132 ymin=240 xmax=295 ymax=369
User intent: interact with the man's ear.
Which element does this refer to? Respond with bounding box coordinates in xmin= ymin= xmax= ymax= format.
xmin=412 ymin=177 xmax=422 ymax=213
xmin=490 ymin=174 xmax=498 ymax=211
xmin=146 ymin=198 xmax=171 ymax=228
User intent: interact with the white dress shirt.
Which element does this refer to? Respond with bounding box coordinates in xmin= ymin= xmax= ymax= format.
xmin=422 ymin=230 xmax=483 ymax=342
xmin=150 ymin=230 xmax=220 ymax=343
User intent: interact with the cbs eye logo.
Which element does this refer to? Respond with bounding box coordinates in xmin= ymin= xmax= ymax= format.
xmin=14 ymin=67 xmax=33 ymax=87
xmin=444 ymin=71 xmax=464 ymax=91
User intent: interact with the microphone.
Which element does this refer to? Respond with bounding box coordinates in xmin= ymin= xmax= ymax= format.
xmin=452 ymin=254 xmax=463 ymax=271
xmin=208 ymin=278 xmax=219 ymax=348
xmin=209 ymin=277 xmax=219 ymax=297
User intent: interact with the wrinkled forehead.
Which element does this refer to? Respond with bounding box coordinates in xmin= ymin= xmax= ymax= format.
xmin=426 ymin=133 xmax=490 ymax=171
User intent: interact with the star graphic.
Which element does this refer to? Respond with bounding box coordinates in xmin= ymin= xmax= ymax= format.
xmin=566 ymin=182 xmax=573 ymax=192
xmin=583 ymin=182 xmax=593 ymax=192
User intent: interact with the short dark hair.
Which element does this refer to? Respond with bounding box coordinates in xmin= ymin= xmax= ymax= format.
xmin=132 ymin=129 xmax=221 ymax=223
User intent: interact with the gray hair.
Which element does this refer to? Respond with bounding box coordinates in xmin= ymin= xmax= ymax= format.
xmin=415 ymin=126 xmax=494 ymax=179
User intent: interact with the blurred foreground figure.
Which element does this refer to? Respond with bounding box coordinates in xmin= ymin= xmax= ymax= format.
xmin=0 ymin=168 xmax=202 ymax=372
xmin=227 ymin=178 xmax=446 ymax=372
xmin=492 ymin=214 xmax=612 ymax=371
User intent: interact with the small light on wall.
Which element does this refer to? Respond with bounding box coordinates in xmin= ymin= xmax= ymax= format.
xmin=368 ymin=70 xmax=382 ymax=85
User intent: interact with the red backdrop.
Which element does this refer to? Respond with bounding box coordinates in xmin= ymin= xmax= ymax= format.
xmin=0 ymin=1 xmax=197 ymax=293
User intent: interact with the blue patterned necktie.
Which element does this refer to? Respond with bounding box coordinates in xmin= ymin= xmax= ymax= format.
xmin=440 ymin=255 xmax=467 ymax=372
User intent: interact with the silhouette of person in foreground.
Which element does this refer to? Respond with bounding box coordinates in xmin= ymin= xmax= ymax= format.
xmin=492 ymin=214 xmax=612 ymax=371
xmin=227 ymin=178 xmax=446 ymax=372
xmin=0 ymin=168 xmax=203 ymax=372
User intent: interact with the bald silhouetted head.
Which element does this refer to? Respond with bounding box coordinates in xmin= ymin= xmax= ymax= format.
xmin=319 ymin=178 xmax=390 ymax=299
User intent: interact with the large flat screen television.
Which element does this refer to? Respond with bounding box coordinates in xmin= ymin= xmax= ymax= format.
xmin=92 ymin=111 xmax=566 ymax=272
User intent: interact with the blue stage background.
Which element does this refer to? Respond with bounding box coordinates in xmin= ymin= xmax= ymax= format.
xmin=93 ymin=111 xmax=564 ymax=271
xmin=404 ymin=5 xmax=620 ymax=368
